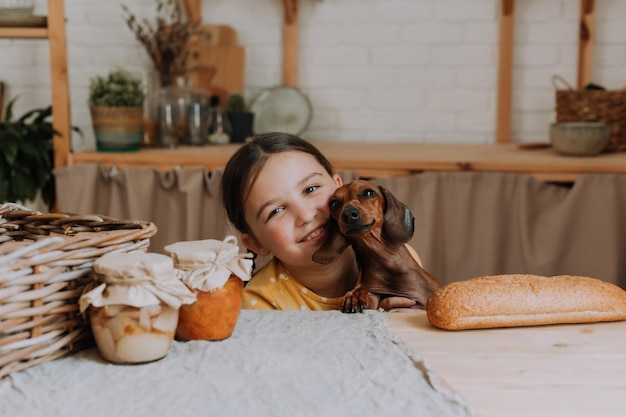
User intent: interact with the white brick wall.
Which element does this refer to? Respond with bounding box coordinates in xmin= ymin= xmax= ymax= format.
xmin=1 ymin=0 xmax=625 ymax=151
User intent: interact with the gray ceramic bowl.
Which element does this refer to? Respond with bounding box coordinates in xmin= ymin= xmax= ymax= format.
xmin=550 ymin=122 xmax=610 ymax=156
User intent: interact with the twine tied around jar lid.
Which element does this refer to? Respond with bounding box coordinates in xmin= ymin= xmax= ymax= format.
xmin=79 ymin=252 xmax=196 ymax=312
xmin=164 ymin=235 xmax=253 ymax=292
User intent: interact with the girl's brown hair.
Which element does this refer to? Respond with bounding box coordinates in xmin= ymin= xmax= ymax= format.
xmin=221 ymin=132 xmax=335 ymax=234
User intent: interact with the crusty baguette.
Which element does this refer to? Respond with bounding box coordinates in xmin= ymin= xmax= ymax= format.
xmin=426 ymin=274 xmax=626 ymax=330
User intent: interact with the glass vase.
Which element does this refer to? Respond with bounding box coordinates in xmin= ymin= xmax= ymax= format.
xmin=156 ymin=76 xmax=210 ymax=148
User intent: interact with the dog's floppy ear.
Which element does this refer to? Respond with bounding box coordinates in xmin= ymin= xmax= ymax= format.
xmin=380 ymin=186 xmax=414 ymax=243
xmin=312 ymin=218 xmax=349 ymax=264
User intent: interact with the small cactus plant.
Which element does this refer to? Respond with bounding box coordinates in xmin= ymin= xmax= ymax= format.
xmin=224 ymin=93 xmax=254 ymax=143
xmin=225 ymin=93 xmax=247 ymax=113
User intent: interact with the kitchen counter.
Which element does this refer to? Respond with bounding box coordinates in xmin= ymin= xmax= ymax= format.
xmin=3 ymin=308 xmax=624 ymax=417
xmin=386 ymin=310 xmax=626 ymax=417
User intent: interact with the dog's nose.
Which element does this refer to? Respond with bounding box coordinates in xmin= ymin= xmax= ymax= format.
xmin=341 ymin=206 xmax=360 ymax=224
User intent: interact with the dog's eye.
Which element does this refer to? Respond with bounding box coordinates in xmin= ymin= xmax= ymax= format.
xmin=361 ymin=189 xmax=377 ymax=199
xmin=329 ymin=199 xmax=340 ymax=212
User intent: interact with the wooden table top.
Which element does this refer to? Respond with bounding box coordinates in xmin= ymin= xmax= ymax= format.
xmin=385 ymin=310 xmax=626 ymax=417
xmin=68 ymin=142 xmax=626 ymax=183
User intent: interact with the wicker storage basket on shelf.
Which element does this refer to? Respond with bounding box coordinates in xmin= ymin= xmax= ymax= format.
xmin=553 ymin=75 xmax=626 ymax=152
xmin=0 ymin=203 xmax=157 ymax=378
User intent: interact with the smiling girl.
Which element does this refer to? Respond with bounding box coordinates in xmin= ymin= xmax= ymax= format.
xmin=221 ymin=133 xmax=418 ymax=310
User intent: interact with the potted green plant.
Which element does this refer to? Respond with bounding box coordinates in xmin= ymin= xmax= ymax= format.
xmin=224 ymin=93 xmax=254 ymax=143
xmin=89 ymin=69 xmax=145 ymax=152
xmin=0 ymin=98 xmax=58 ymax=211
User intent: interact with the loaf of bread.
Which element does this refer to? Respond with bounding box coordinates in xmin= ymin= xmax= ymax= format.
xmin=426 ymin=274 xmax=626 ymax=330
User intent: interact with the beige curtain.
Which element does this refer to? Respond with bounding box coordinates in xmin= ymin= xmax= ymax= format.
xmin=372 ymin=172 xmax=626 ymax=287
xmin=54 ymin=163 xmax=237 ymax=255
xmin=55 ymin=165 xmax=626 ymax=288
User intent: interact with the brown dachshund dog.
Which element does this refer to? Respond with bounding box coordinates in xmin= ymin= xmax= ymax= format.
xmin=313 ymin=180 xmax=440 ymax=313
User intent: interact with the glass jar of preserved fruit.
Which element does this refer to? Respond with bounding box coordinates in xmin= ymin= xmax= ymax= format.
xmin=79 ymin=252 xmax=196 ymax=364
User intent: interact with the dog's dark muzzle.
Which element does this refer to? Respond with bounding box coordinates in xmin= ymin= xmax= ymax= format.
xmin=341 ymin=205 xmax=361 ymax=224
xmin=340 ymin=205 xmax=373 ymax=235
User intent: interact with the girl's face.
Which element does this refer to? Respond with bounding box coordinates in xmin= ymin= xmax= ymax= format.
xmin=241 ymin=151 xmax=343 ymax=267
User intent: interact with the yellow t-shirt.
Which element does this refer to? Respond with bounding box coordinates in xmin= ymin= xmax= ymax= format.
xmin=243 ymin=244 xmax=423 ymax=311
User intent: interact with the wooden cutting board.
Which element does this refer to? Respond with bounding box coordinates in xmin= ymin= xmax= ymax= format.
xmin=192 ymin=24 xmax=238 ymax=46
xmin=186 ymin=25 xmax=245 ymax=104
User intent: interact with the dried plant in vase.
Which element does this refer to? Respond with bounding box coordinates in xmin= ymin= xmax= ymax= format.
xmin=122 ymin=0 xmax=200 ymax=87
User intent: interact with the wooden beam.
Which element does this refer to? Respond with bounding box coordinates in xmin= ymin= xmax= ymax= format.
xmin=496 ymin=0 xmax=515 ymax=143
xmin=282 ymin=0 xmax=299 ymax=86
xmin=48 ymin=0 xmax=71 ymax=169
xmin=182 ymin=0 xmax=202 ymax=24
xmin=577 ymin=0 xmax=595 ymax=89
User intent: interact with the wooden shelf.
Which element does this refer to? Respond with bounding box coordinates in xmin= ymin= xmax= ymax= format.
xmin=69 ymin=142 xmax=626 ymax=183
xmin=0 ymin=27 xmax=47 ymax=38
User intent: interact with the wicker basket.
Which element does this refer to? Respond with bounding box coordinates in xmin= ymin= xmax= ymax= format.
xmin=553 ymin=75 xmax=626 ymax=152
xmin=0 ymin=203 xmax=157 ymax=378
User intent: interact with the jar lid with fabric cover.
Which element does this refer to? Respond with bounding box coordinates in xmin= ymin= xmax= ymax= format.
xmin=80 ymin=252 xmax=196 ymax=309
xmin=165 ymin=235 xmax=253 ymax=291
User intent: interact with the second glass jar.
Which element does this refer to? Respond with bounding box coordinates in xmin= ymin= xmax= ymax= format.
xmin=157 ymin=76 xmax=211 ymax=147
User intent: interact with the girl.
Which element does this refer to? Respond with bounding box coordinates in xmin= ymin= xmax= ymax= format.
xmin=221 ymin=132 xmax=418 ymax=311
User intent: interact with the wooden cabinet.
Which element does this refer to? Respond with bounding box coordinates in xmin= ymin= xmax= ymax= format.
xmin=0 ymin=0 xmax=71 ymax=170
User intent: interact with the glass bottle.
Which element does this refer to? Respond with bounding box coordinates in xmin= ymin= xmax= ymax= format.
xmin=186 ymin=98 xmax=209 ymax=146
xmin=208 ymin=95 xmax=230 ymax=145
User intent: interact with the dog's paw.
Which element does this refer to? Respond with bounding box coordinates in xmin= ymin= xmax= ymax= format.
xmin=340 ymin=287 xmax=374 ymax=313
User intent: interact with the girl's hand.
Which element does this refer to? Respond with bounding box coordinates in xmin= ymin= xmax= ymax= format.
xmin=377 ymin=296 xmax=417 ymax=311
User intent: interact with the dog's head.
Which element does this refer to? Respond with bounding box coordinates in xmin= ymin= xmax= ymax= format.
xmin=312 ymin=180 xmax=415 ymax=264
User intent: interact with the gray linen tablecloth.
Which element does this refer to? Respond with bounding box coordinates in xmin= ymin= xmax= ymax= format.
xmin=0 ymin=310 xmax=475 ymax=417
